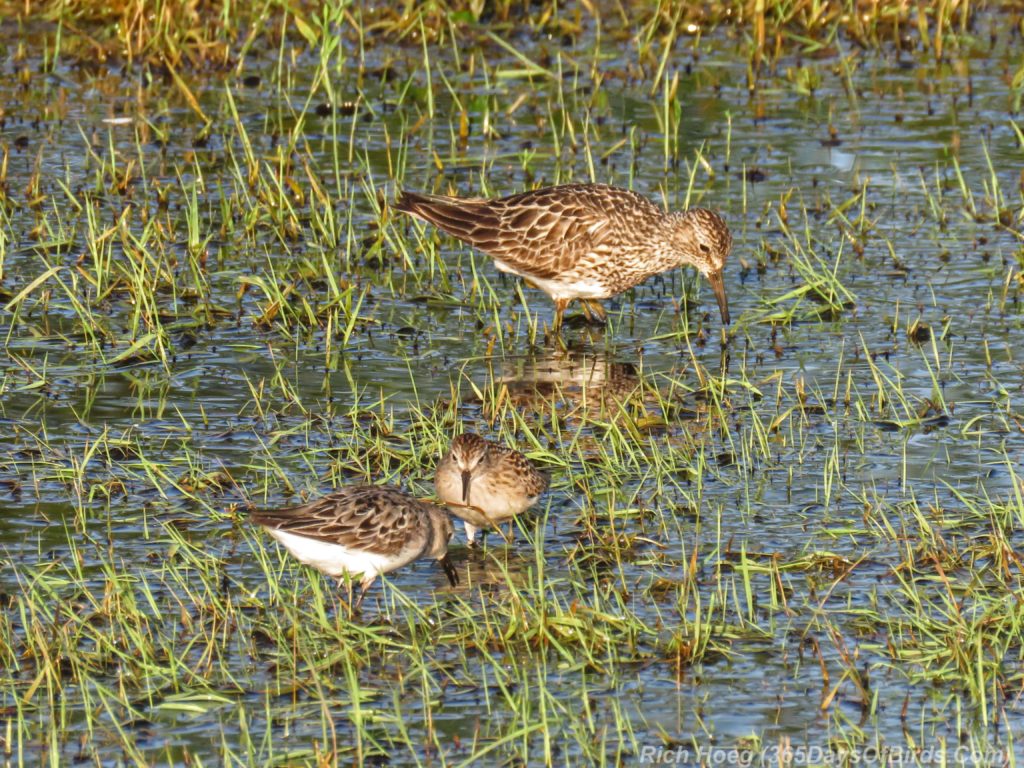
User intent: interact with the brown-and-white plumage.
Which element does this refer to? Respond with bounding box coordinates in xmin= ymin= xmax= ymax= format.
xmin=434 ymin=433 xmax=548 ymax=544
xmin=394 ymin=183 xmax=732 ymax=329
xmin=250 ymin=485 xmax=458 ymax=607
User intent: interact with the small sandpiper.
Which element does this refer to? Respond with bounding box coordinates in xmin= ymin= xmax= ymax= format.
xmin=395 ymin=183 xmax=732 ymax=330
xmin=250 ymin=485 xmax=458 ymax=608
xmin=434 ymin=433 xmax=548 ymax=545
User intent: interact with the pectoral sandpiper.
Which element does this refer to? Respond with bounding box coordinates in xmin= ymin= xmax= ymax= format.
xmin=434 ymin=433 xmax=548 ymax=545
xmin=250 ymin=485 xmax=458 ymax=608
xmin=395 ymin=183 xmax=732 ymax=330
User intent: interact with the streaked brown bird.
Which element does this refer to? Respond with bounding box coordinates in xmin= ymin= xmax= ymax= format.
xmin=250 ymin=485 xmax=458 ymax=608
xmin=394 ymin=183 xmax=732 ymax=330
xmin=434 ymin=433 xmax=548 ymax=545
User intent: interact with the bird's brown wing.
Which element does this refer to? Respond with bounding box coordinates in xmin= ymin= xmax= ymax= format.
xmin=493 ymin=444 xmax=549 ymax=497
xmin=250 ymin=486 xmax=426 ymax=555
xmin=395 ymin=185 xmax=658 ymax=280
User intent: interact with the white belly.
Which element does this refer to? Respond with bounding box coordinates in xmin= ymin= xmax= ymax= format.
xmin=493 ymin=258 xmax=608 ymax=301
xmin=268 ymin=529 xmax=397 ymax=579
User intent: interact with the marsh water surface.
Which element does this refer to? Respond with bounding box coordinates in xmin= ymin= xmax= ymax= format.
xmin=1 ymin=7 xmax=1023 ymax=765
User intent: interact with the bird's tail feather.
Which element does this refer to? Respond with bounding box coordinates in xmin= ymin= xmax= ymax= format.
xmin=393 ymin=190 xmax=497 ymax=245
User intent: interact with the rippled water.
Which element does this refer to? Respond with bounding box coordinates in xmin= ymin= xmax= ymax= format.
xmin=1 ymin=8 xmax=1023 ymax=764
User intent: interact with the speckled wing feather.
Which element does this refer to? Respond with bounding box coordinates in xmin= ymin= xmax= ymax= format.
xmin=395 ymin=184 xmax=661 ymax=280
xmin=492 ymin=443 xmax=549 ymax=497
xmin=249 ymin=486 xmax=426 ymax=556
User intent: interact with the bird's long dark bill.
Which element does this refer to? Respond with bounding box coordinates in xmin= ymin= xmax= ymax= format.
xmin=441 ymin=555 xmax=460 ymax=587
xmin=707 ymin=270 xmax=730 ymax=325
xmin=460 ymin=470 xmax=471 ymax=504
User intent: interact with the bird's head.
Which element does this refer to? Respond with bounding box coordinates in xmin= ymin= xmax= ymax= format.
xmin=447 ymin=433 xmax=490 ymax=504
xmin=669 ymin=208 xmax=732 ymax=324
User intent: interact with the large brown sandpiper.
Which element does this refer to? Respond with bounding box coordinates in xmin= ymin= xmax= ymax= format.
xmin=395 ymin=183 xmax=732 ymax=330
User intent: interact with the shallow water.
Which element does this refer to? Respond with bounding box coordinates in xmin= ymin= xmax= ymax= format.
xmin=1 ymin=8 xmax=1023 ymax=765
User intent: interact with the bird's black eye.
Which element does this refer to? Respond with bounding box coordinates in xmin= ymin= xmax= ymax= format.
xmin=699 ymin=243 xmax=711 ymax=253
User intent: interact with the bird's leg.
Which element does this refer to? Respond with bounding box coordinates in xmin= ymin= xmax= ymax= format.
xmin=353 ymin=576 xmax=375 ymax=611
xmin=339 ymin=576 xmax=357 ymax=618
xmin=492 ymin=523 xmax=513 ymax=546
xmin=552 ymin=299 xmax=569 ymax=332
